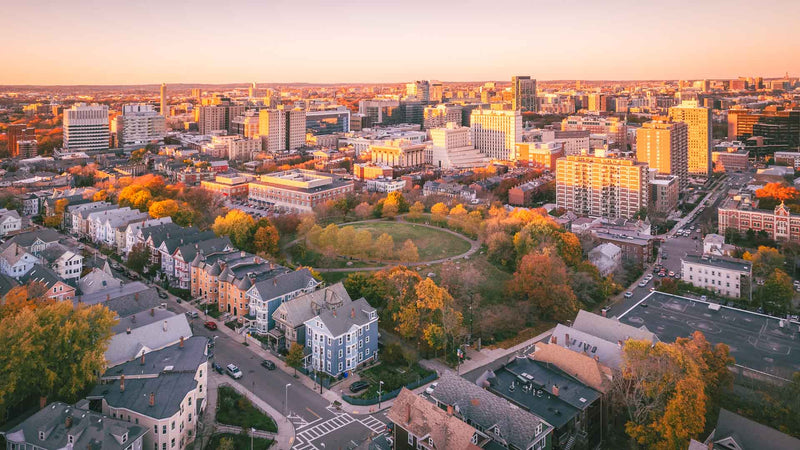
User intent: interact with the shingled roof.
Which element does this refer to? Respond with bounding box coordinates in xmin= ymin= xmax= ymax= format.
xmin=387 ymin=388 xmax=480 ymax=450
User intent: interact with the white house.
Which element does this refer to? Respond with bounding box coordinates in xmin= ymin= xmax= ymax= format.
xmin=681 ymin=254 xmax=752 ymax=299
xmin=0 ymin=208 xmax=22 ymax=237
xmin=0 ymin=242 xmax=39 ymax=279
xmin=588 ymin=242 xmax=622 ymax=277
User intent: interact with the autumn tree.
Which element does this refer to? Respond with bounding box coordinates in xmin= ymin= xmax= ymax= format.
xmin=148 ymin=199 xmax=179 ymax=219
xmin=285 ymin=343 xmax=305 ymax=376
xmin=397 ymin=239 xmax=419 ymax=262
xmin=335 ymin=226 xmax=357 ymax=257
xmin=431 ymin=202 xmax=449 ymax=224
xmin=381 ymin=201 xmax=399 ymax=219
xmin=126 ymin=243 xmax=150 ymax=273
xmin=755 ymin=182 xmax=799 ymax=202
xmin=758 ymin=268 xmax=793 ymax=314
xmin=506 ymin=251 xmax=580 ymax=323
xmin=354 ymin=202 xmax=373 ymax=220
xmin=743 ymin=246 xmax=784 ymax=279
xmin=384 ymin=191 xmax=409 ymax=213
xmin=486 ymin=231 xmax=516 ymax=269
xmin=44 ymin=198 xmax=69 ymax=228
xmin=0 ymin=283 xmax=50 ymax=320
xmin=373 ymin=233 xmax=395 ymax=261
xmin=92 ymin=190 xmax=108 ymax=202
xmin=253 ymin=223 xmax=280 ymax=256
xmin=353 ymin=229 xmax=373 ymax=259
xmin=212 ymin=209 xmax=256 ymax=250
xmin=408 ymin=201 xmax=425 ymax=220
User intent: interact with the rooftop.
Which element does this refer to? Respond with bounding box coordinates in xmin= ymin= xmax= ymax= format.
xmin=682 ymin=253 xmax=751 ymax=273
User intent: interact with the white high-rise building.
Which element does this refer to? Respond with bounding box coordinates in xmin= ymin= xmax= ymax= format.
xmin=406 ymin=80 xmax=430 ymax=103
xmin=258 ymin=109 xmax=305 ymax=152
xmin=469 ymin=109 xmax=522 ymax=160
xmin=428 ymin=123 xmax=489 ymax=169
xmin=63 ymin=103 xmax=109 ymax=152
xmin=115 ymin=104 xmax=166 ymax=150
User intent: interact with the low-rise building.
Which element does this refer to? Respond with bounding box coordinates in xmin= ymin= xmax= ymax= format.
xmin=712 ymin=148 xmax=749 ymax=172
xmin=516 ymin=142 xmax=564 ymax=170
xmin=370 ymin=139 xmax=426 ymax=168
xmin=246 ymin=268 xmax=319 ymax=336
xmin=0 ymin=242 xmax=39 ymax=279
xmin=718 ymin=199 xmax=800 ymax=243
xmin=422 ymin=181 xmax=476 ymax=201
xmin=4 ymin=402 xmax=148 ymax=450
xmin=21 ymin=264 xmax=75 ymax=301
xmin=200 ymin=173 xmax=253 ymax=199
xmin=365 ymin=178 xmax=406 ymax=193
xmin=508 ymin=177 xmax=554 ymax=207
xmin=271 ymin=283 xmax=348 ymax=352
xmin=589 ymin=242 xmax=622 ymax=276
xmin=0 ymin=208 xmax=22 ymax=236
xmin=649 ymin=174 xmax=680 ymax=214
xmin=681 ymin=253 xmax=751 ymax=299
xmin=353 ymin=163 xmax=393 ymax=181
xmin=248 ymin=169 xmax=354 ymax=213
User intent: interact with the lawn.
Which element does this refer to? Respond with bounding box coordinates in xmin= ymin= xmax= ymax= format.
xmin=216 ymin=386 xmax=278 ymax=432
xmin=205 ymin=433 xmax=273 ymax=450
xmin=356 ymin=362 xmax=435 ymax=399
xmin=288 ymin=244 xmax=382 ymax=269
xmin=348 ymin=221 xmax=471 ymax=261
xmin=424 ymin=251 xmax=513 ymax=305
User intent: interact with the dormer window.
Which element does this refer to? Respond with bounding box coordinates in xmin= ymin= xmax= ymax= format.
xmin=39 ymin=431 xmax=45 ymax=440
xmin=68 ymin=435 xmax=74 ymax=444
xmin=493 ymin=425 xmax=501 ymax=436
xmin=122 ymin=433 xmax=128 ymax=443
xmin=536 ymin=423 xmax=543 ymax=436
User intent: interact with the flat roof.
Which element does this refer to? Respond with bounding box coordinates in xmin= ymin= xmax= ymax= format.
xmin=682 ymin=254 xmax=751 ymax=273
xmin=619 ymin=292 xmax=800 ymax=380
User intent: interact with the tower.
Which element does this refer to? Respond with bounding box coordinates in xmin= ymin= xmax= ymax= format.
xmin=512 ymin=76 xmax=537 ymax=112
xmin=160 ymin=83 xmax=167 ymax=117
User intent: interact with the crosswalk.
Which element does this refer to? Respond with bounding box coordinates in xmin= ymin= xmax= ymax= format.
xmin=292 ymin=413 xmax=387 ymax=449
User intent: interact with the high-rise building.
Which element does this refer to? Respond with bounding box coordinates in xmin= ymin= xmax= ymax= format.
xmin=7 ymin=124 xmax=33 ymax=157
xmin=556 ymin=154 xmax=649 ymax=220
xmin=305 ymin=108 xmax=350 ymax=135
xmin=16 ymin=139 xmax=38 ymax=158
xmin=249 ymin=82 xmax=257 ymax=99
xmin=258 ymin=109 xmax=306 ymax=152
xmin=430 ymin=81 xmax=443 ymax=103
xmin=195 ymin=103 xmax=245 ymax=135
xmin=115 ymin=104 xmax=166 ymax=150
xmin=191 ymin=88 xmax=202 ymax=101
xmin=423 ymin=104 xmax=462 ymax=129
xmin=428 ymin=123 xmax=488 ymax=169
xmin=160 ymin=83 xmax=167 ymax=117
xmin=512 ymin=76 xmax=537 ymax=112
xmin=636 ymin=120 xmax=689 ymax=188
xmin=406 ymin=80 xmax=430 ymax=103
xmin=470 ymin=109 xmax=522 ymax=160
xmin=587 ymin=93 xmax=607 ymax=112
xmin=561 ymin=115 xmax=628 ymax=149
xmin=63 ymin=103 xmax=110 ymax=152
xmin=358 ymin=99 xmax=401 ymax=125
xmin=231 ymin=110 xmax=261 ymax=138
xmin=669 ymin=101 xmax=712 ymax=177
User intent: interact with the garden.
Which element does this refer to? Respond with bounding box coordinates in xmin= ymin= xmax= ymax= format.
xmin=216 ymin=386 xmax=278 ymax=432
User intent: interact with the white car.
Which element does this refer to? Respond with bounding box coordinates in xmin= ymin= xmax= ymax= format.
xmin=624 ymin=292 xmax=633 ymax=298
xmin=226 ymin=364 xmax=243 ymax=379
xmin=638 ymin=281 xmax=647 ymax=287
xmin=425 ymin=382 xmax=438 ymax=395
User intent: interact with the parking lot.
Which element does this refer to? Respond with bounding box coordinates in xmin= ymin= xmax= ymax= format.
xmin=619 ymin=292 xmax=800 ymax=381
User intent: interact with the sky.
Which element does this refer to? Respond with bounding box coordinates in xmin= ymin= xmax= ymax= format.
xmin=2 ymin=0 xmax=799 ymax=85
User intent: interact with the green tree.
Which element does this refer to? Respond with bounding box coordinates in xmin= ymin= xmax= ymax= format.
xmin=285 ymin=343 xmax=305 ymax=376
xmin=126 ymin=243 xmax=150 ymax=273
xmin=759 ymin=268 xmax=794 ymax=314
xmin=218 ymin=437 xmax=235 ymax=450
xmin=744 ymin=246 xmax=785 ymax=279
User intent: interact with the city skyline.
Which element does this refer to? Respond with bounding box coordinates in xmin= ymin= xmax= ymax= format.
xmin=3 ymin=0 xmax=799 ymax=85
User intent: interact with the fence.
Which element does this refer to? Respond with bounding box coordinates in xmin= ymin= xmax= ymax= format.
xmin=341 ymin=372 xmax=438 ymax=406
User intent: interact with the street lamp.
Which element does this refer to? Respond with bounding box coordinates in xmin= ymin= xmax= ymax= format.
xmin=284 ymin=383 xmax=292 ymax=415
xmin=377 ymin=381 xmax=384 ymax=409
xmin=250 ymin=427 xmax=255 ymax=450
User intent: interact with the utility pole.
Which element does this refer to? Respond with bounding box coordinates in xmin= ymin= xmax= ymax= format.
xmin=377 ymin=381 xmax=384 ymax=409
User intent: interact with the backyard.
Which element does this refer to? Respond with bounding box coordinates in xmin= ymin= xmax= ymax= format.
xmin=355 ymin=361 xmax=435 ymax=399
xmin=216 ymin=386 xmax=278 ymax=432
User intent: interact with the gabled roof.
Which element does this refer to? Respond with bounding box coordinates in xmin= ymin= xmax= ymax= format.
xmin=531 ymin=342 xmax=613 ymax=393
xmin=710 ymin=408 xmax=800 ymax=450
xmin=38 ymin=243 xmax=76 ymax=264
xmin=276 ymin=282 xmax=350 ymax=327
xmin=550 ymin=324 xmax=624 ymax=369
xmin=0 ymin=272 xmax=20 ymax=297
xmin=431 ymin=372 xmax=551 ymax=450
xmin=249 ymin=268 xmax=315 ymax=301
xmin=20 ymin=264 xmax=63 ymax=289
xmin=387 ymin=388 xmax=480 ymax=450
xmin=103 ymin=335 xmax=207 ymax=377
xmin=315 ymin=297 xmax=376 ymax=337
xmin=104 ymin=313 xmax=192 ymax=366
xmin=174 ymin=236 xmax=232 ymax=263
xmin=1 ymin=228 xmax=61 ymax=249
xmin=91 ymin=372 xmax=198 ymax=420
xmin=78 ymin=266 xmax=123 ymax=295
xmin=0 ymin=242 xmax=37 ymax=267
xmin=572 ymin=309 xmax=658 ymax=344
xmin=4 ymin=402 xmax=147 ymax=450
xmin=76 ymin=282 xmax=160 ymax=317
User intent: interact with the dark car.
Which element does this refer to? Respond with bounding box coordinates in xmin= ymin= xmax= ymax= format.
xmin=158 ymin=290 xmax=168 ymax=299
xmin=261 ymin=360 xmax=276 ymax=370
xmin=212 ymin=362 xmax=224 ymax=374
xmin=349 ymin=380 xmax=370 ymax=393
xmin=204 ymin=321 xmax=218 ymax=330
xmin=127 ymin=272 xmax=140 ymax=280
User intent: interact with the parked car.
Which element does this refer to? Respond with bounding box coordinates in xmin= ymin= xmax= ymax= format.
xmin=349 ymin=380 xmax=370 ymax=393
xmin=109 ymin=261 xmax=122 ymax=271
xmin=158 ymin=290 xmax=168 ymax=299
xmin=127 ymin=272 xmax=140 ymax=280
xmin=700 ymin=295 xmax=708 ymax=301
xmin=261 ymin=360 xmax=276 ymax=370
xmin=425 ymin=382 xmax=438 ymax=395
xmin=226 ymin=364 xmax=243 ymax=379
xmin=624 ymin=291 xmax=633 ymax=298
xmin=186 ymin=311 xmax=199 ymax=319
xmin=204 ymin=321 xmax=218 ymax=330
xmin=212 ymin=362 xmax=224 ymax=374
xmin=638 ymin=281 xmax=647 ymax=287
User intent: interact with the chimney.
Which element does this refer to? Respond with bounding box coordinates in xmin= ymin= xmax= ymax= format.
xmin=40 ymin=396 xmax=47 ymax=409
xmin=120 ymin=375 xmax=125 ymax=392
xmin=273 ymin=278 xmax=277 ymax=286
xmin=134 ymin=292 xmax=139 ymax=301
xmin=163 ymin=320 xmax=168 ymax=332
xmin=617 ymin=340 xmax=623 ymax=348
xmin=447 ymin=405 xmax=454 ymax=416
xmin=126 ymin=327 xmax=131 ymax=334
xmin=140 ymin=354 xmax=145 ymax=365
xmin=106 ymin=293 xmax=110 ymax=301
xmin=594 ymin=355 xmax=599 ymax=362
xmin=551 ymin=336 xmax=557 ymax=345
xmin=180 ymin=336 xmax=184 ymax=348
xmin=351 ymin=308 xmax=355 ymax=319
xmin=601 ymin=308 xmax=607 ymax=317
xmin=150 ymin=308 xmax=155 ymax=317
xmin=241 ymin=251 xmax=246 ymax=258
xmin=149 ymin=392 xmax=155 ymax=407
xmin=406 ymin=402 xmax=412 ymax=424
xmin=552 ymin=385 xmax=559 ymax=397
xmin=65 ymin=415 xmax=73 ymax=428
xmin=333 ymin=309 xmax=336 ymax=317
xmin=565 ymin=333 xmax=570 ymax=345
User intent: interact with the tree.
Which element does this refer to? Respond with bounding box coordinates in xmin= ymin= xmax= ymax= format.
xmin=217 ymin=438 xmax=235 ymax=450
xmin=335 ymin=226 xmax=357 ymax=257
xmin=253 ymin=224 xmax=280 ymax=256
xmin=127 ymin=243 xmax=150 ymax=273
xmin=408 ymin=201 xmax=425 ymax=220
xmin=397 ymin=239 xmax=419 ymax=262
xmin=506 ymin=251 xmax=580 ymax=322
xmin=431 ymin=203 xmax=449 ymax=224
xmin=486 ymin=231 xmax=516 ymax=269
xmin=755 ymin=182 xmax=799 ymax=202
xmin=759 ymin=268 xmax=793 ymax=314
xmin=745 ymin=246 xmax=784 ymax=279
xmin=285 ymin=343 xmax=305 ymax=376
xmin=381 ymin=201 xmax=399 ymax=219
xmin=384 ymin=191 xmax=409 ymax=213
xmin=148 ymin=199 xmax=179 ymax=219
xmin=44 ymin=198 xmax=69 ymax=228
xmin=0 ymin=283 xmax=50 ymax=320
xmin=373 ymin=233 xmax=395 ymax=261
xmin=353 ymin=229 xmax=373 ymax=259
xmin=92 ymin=190 xmax=108 ymax=202
xmin=354 ymin=202 xmax=373 ymax=220
xmin=212 ymin=209 xmax=256 ymax=250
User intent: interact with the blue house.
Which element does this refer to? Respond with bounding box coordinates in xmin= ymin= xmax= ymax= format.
xmin=246 ymin=268 xmax=318 ymax=336
xmin=304 ymin=286 xmax=378 ymax=377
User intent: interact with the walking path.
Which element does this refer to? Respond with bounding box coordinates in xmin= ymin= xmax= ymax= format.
xmin=283 ymin=217 xmax=481 ymax=273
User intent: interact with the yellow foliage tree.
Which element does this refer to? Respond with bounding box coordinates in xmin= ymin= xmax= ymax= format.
xmin=148 ymin=199 xmax=179 ymax=219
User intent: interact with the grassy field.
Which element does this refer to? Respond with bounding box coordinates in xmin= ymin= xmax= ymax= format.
xmin=356 ymin=362 xmax=435 ymax=398
xmin=348 ymin=221 xmax=471 ymax=261
xmin=205 ymin=433 xmax=272 ymax=450
xmin=423 ymin=251 xmax=513 ymax=305
xmin=216 ymin=386 xmax=278 ymax=432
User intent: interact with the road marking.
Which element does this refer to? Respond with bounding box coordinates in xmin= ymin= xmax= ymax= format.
xmin=305 ymin=407 xmax=322 ymax=419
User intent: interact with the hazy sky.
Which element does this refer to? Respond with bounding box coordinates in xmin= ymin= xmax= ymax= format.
xmin=3 ymin=0 xmax=799 ymax=85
